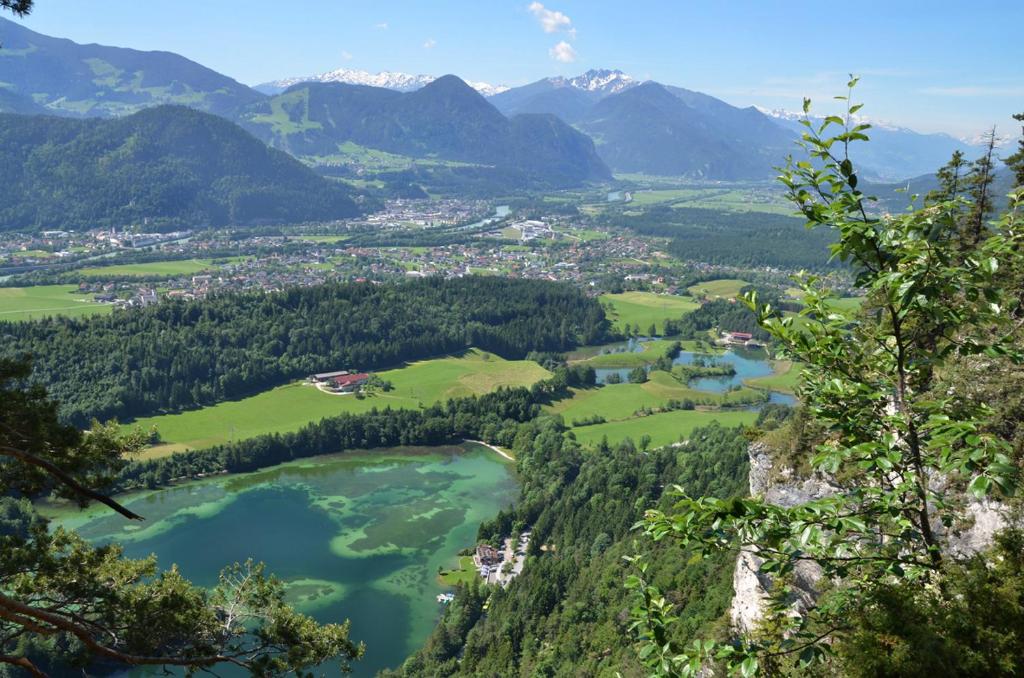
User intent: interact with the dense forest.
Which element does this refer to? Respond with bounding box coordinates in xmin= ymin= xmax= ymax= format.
xmin=1 ymin=278 xmax=609 ymax=426
xmin=606 ymin=206 xmax=839 ymax=270
xmin=0 ymin=106 xmax=365 ymax=232
xmin=382 ymin=420 xmax=761 ymax=676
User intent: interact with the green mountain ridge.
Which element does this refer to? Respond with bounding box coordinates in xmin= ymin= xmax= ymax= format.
xmin=0 ymin=105 xmax=365 ymax=232
xmin=235 ymin=75 xmax=612 ymax=188
xmin=0 ymin=17 xmax=264 ymax=117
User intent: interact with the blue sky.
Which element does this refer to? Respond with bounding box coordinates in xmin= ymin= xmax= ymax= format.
xmin=14 ymin=0 xmax=1024 ymax=138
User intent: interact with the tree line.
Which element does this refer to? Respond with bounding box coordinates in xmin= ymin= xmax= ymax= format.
xmin=1 ymin=277 xmax=610 ymax=426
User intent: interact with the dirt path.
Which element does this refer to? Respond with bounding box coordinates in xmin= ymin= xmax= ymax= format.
xmin=464 ymin=439 xmax=515 ymax=462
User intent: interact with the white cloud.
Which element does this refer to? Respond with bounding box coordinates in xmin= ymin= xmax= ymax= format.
xmin=528 ymin=2 xmax=573 ymax=35
xmin=549 ymin=40 xmax=577 ymax=63
xmin=374 ymin=22 xmax=389 ymax=30
xmin=341 ymin=50 xmax=353 ymax=61
xmin=423 ymin=38 xmax=437 ymax=49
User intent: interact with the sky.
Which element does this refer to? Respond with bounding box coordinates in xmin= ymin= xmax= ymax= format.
xmin=13 ymin=0 xmax=1024 ymax=139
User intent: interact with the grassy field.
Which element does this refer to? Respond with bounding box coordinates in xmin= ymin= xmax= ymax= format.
xmin=76 ymin=259 xmax=224 ymax=277
xmin=627 ymin=188 xmax=704 ymax=206
xmin=126 ymin=349 xmax=551 ymax=456
xmin=438 ymin=555 xmax=478 ymax=586
xmin=687 ymin=279 xmax=749 ymax=300
xmin=549 ymin=371 xmax=763 ymax=424
xmin=745 ymin=360 xmax=802 ymax=395
xmin=0 ymin=285 xmax=113 ymax=322
xmin=613 ymin=183 xmax=792 ymax=215
xmin=601 ymin=291 xmax=699 ymax=333
xmin=571 ymin=408 xmax=759 ymax=449
xmin=299 ymin=235 xmax=350 ymax=244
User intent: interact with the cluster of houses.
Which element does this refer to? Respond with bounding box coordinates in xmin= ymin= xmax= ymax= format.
xmin=471 ymin=531 xmax=531 ymax=587
xmin=719 ymin=330 xmax=764 ymax=349
xmin=309 ymin=370 xmax=371 ymax=393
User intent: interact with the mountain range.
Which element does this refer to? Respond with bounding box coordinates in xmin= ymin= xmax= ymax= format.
xmin=234 ymin=76 xmax=610 ymax=188
xmin=760 ymin=108 xmax=982 ymax=181
xmin=0 ymin=17 xmax=989 ymax=191
xmin=0 ymin=17 xmax=262 ymax=117
xmin=255 ymin=68 xmax=509 ymax=97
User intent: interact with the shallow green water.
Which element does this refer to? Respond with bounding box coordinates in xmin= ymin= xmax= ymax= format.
xmin=51 ymin=444 xmax=517 ymax=676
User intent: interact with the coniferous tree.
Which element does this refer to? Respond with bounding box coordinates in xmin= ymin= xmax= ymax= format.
xmin=965 ymin=129 xmax=999 ymax=247
xmin=1006 ymin=112 xmax=1024 ymax=189
xmin=926 ymin=150 xmax=967 ymax=204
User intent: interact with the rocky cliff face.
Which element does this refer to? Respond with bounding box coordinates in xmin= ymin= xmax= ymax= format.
xmin=729 ymin=442 xmax=1013 ymax=634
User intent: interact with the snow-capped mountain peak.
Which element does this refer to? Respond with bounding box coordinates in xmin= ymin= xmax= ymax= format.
xmin=254 ymin=68 xmax=507 ymax=96
xmin=550 ymin=68 xmax=637 ymax=95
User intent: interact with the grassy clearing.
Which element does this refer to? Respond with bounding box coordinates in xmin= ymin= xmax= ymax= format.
xmin=438 ymin=555 xmax=478 ymax=586
xmin=299 ymin=235 xmax=350 ymax=244
xmin=76 ymin=259 xmax=223 ymax=277
xmin=571 ymin=409 xmax=759 ymax=449
xmin=745 ymin=360 xmax=802 ymax=395
xmin=617 ymin=184 xmax=791 ymax=215
xmin=688 ymin=279 xmax=749 ymax=300
xmin=628 ymin=189 xmax=704 ymax=205
xmin=601 ymin=291 xmax=699 ymax=333
xmin=0 ymin=285 xmax=113 ymax=322
xmin=126 ymin=349 xmax=551 ymax=456
xmin=549 ymin=371 xmax=762 ymax=424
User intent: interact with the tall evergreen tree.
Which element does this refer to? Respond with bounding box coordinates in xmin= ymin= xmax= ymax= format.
xmin=1006 ymin=112 xmax=1024 ymax=189
xmin=965 ymin=129 xmax=999 ymax=246
xmin=926 ymin=149 xmax=967 ymax=205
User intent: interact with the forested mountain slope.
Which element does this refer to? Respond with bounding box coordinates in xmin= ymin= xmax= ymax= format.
xmin=382 ymin=421 xmax=756 ymax=677
xmin=0 ymin=17 xmax=263 ymax=117
xmin=234 ymin=76 xmax=611 ymax=188
xmin=0 ymin=105 xmax=364 ymax=231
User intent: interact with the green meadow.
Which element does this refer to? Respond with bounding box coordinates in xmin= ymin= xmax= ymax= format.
xmin=0 ymin=285 xmax=113 ymax=322
xmin=76 ymin=258 xmax=228 ymax=277
xmin=687 ymin=278 xmax=750 ymax=300
xmin=548 ymin=371 xmax=762 ymax=425
xmin=600 ymin=291 xmax=699 ymax=333
xmin=570 ymin=408 xmax=759 ymax=449
xmin=127 ymin=349 xmax=550 ymax=455
xmin=438 ymin=555 xmax=478 ymax=586
xmin=744 ymin=360 xmax=802 ymax=394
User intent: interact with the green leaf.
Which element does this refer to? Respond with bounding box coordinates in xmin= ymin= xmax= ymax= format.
xmin=968 ymin=475 xmax=992 ymax=498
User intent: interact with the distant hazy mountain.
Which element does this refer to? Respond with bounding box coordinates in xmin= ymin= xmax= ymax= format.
xmin=255 ymin=67 xmax=509 ymax=97
xmin=236 ymin=75 xmax=610 ymax=187
xmin=864 ymin=167 xmax=1016 ymax=214
xmin=758 ymin=108 xmax=982 ymax=181
xmin=489 ymin=68 xmax=636 ymax=121
xmin=492 ymin=70 xmax=792 ymax=179
xmin=0 ymin=106 xmax=364 ymax=231
xmin=576 ymin=82 xmax=793 ymax=178
xmin=494 ymin=67 xmax=985 ymax=181
xmin=0 ymin=17 xmax=264 ymax=117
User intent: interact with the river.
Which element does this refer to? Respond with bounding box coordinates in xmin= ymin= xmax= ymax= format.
xmin=50 ymin=443 xmax=517 ymax=677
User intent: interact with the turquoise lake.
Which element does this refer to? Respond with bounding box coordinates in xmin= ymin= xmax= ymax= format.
xmin=51 ymin=443 xmax=517 ymax=676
